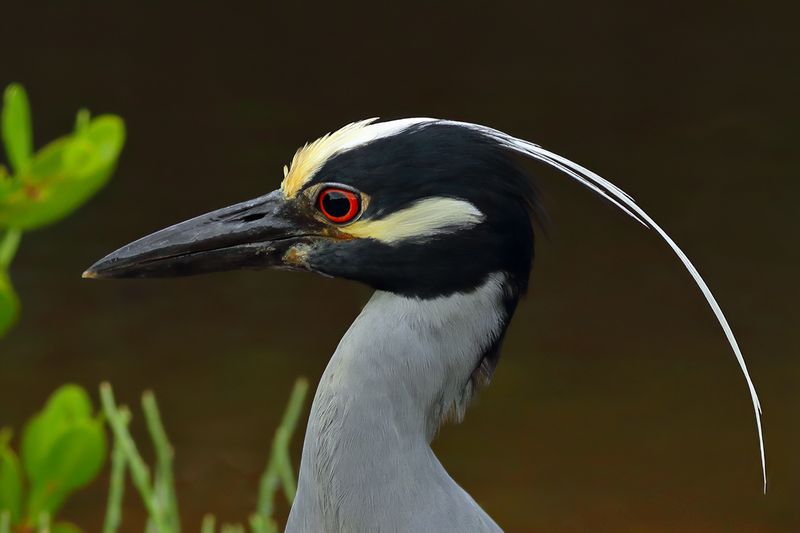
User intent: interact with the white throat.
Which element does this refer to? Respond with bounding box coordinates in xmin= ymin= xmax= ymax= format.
xmin=286 ymin=273 xmax=510 ymax=532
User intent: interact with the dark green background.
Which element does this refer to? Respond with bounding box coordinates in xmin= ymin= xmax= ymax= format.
xmin=2 ymin=1 xmax=798 ymax=531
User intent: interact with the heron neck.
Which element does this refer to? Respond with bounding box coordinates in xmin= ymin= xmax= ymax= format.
xmin=288 ymin=273 xmax=510 ymax=532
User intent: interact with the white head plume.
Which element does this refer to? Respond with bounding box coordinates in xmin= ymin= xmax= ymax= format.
xmin=360 ymin=117 xmax=766 ymax=491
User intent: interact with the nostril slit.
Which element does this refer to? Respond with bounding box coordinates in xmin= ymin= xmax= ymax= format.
xmin=238 ymin=213 xmax=266 ymax=223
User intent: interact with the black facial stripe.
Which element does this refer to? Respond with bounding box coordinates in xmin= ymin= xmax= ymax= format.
xmin=308 ymin=122 xmax=541 ymax=295
xmin=308 ymin=218 xmax=533 ymax=298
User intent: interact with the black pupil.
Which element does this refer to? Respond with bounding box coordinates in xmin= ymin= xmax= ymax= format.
xmin=322 ymin=191 xmax=354 ymax=218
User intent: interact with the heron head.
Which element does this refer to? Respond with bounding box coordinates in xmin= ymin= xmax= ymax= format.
xmin=84 ymin=119 xmax=541 ymax=298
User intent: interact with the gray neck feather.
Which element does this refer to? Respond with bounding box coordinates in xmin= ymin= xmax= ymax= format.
xmin=286 ymin=273 xmax=509 ymax=533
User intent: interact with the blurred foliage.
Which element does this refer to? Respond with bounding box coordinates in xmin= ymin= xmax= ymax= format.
xmin=0 ymin=83 xmax=125 ymax=338
xmin=1 ymin=379 xmax=308 ymax=532
xmin=0 ymin=384 xmax=107 ymax=533
xmin=100 ymin=378 xmax=308 ymax=533
xmin=0 ymin=83 xmax=307 ymax=531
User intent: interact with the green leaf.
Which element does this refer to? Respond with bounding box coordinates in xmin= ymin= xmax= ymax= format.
xmin=26 ymin=419 xmax=106 ymax=517
xmin=22 ymin=385 xmax=93 ymax=486
xmin=0 ymin=271 xmax=19 ymax=339
xmin=73 ymin=109 xmax=90 ymax=135
xmin=0 ymin=230 xmax=21 ymax=270
xmin=37 ymin=385 xmax=93 ymax=422
xmin=62 ymin=137 xmax=95 ymax=175
xmin=45 ymin=420 xmax=105 ymax=488
xmin=1 ymin=84 xmax=33 ymax=174
xmin=0 ymin=115 xmax=125 ymax=230
xmin=0 ymin=437 xmax=22 ymax=524
xmin=52 ymin=522 xmax=83 ymax=533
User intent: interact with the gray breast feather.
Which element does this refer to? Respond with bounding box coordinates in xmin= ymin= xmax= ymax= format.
xmin=286 ymin=274 xmax=508 ymax=532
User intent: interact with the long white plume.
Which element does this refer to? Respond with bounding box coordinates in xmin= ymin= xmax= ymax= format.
xmin=434 ymin=119 xmax=766 ymax=491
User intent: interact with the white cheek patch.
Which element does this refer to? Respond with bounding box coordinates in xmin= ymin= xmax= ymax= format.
xmin=343 ymin=197 xmax=484 ymax=243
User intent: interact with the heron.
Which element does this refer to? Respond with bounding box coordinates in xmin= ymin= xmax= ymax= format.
xmin=84 ymin=118 xmax=765 ymax=532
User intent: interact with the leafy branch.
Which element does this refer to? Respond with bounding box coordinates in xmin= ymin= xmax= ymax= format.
xmin=0 ymin=385 xmax=107 ymax=533
xmin=0 ymin=83 xmax=125 ymax=337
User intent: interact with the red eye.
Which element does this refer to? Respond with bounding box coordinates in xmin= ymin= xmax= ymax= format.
xmin=318 ymin=188 xmax=361 ymax=223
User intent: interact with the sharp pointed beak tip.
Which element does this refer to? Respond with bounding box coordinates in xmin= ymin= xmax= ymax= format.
xmin=82 ymin=247 xmax=138 ymax=280
xmin=82 ymin=268 xmax=100 ymax=280
xmin=82 ymin=257 xmax=115 ymax=280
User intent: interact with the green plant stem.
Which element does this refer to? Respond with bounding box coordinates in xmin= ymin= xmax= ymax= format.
xmin=102 ymin=408 xmax=130 ymax=533
xmin=36 ymin=512 xmax=50 ymax=533
xmin=248 ymin=514 xmax=278 ymax=533
xmin=275 ymin=428 xmax=296 ymax=500
xmin=248 ymin=514 xmax=262 ymax=533
xmin=99 ymin=383 xmax=170 ymax=533
xmin=255 ymin=378 xmax=308 ymax=520
xmin=0 ymin=427 xmax=11 ymax=446
xmin=74 ymin=109 xmax=90 ymax=134
xmin=0 ymin=511 xmax=9 ymax=533
xmin=0 ymin=229 xmax=21 ymax=270
xmin=142 ymin=391 xmax=180 ymax=532
xmin=200 ymin=514 xmax=215 ymax=533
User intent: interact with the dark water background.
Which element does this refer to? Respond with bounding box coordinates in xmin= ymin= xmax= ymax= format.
xmin=1 ymin=1 xmax=798 ymax=531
